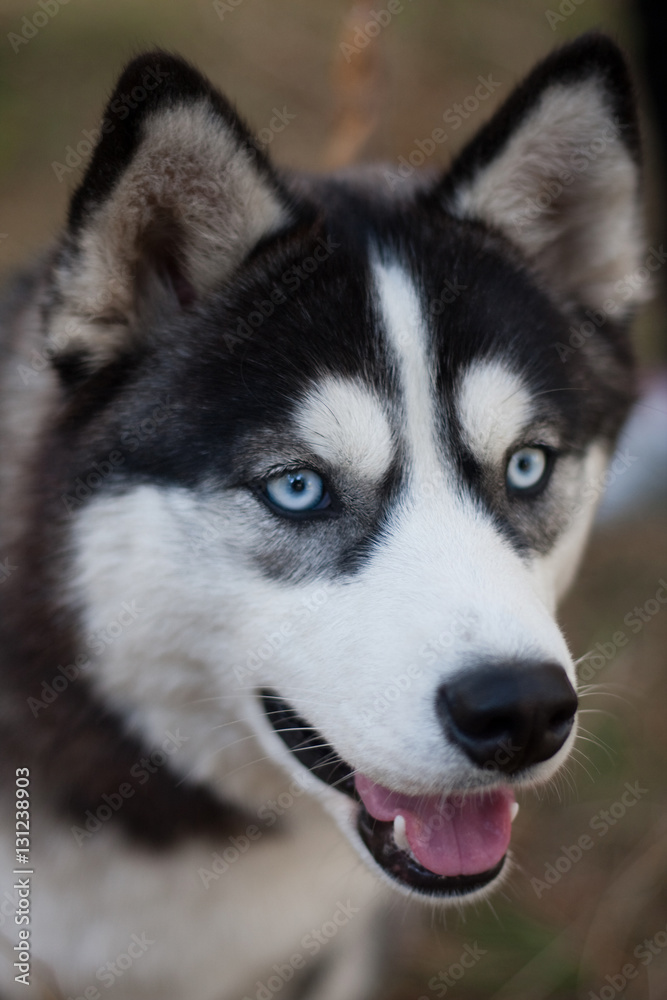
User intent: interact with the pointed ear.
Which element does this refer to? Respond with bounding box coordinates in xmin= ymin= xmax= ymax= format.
xmin=441 ymin=34 xmax=644 ymax=315
xmin=48 ymin=52 xmax=296 ymax=376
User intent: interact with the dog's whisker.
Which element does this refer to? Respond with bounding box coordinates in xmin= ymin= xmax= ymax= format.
xmin=576 ymin=724 xmax=616 ymax=750
xmin=578 ymin=691 xmax=633 ymax=708
xmin=576 ymin=744 xmax=614 ymax=769
xmin=577 ymin=682 xmax=632 ymax=698
xmin=202 ymin=719 xmax=264 ymax=733
xmin=573 ymin=734 xmax=614 ymax=761
xmin=210 ymin=752 xmax=295 ymax=781
xmin=203 ymin=732 xmax=265 ymax=749
xmin=552 ymin=765 xmax=568 ymax=791
xmin=254 ymin=724 xmax=318 ymax=733
xmin=551 ymin=773 xmax=566 ymax=802
xmin=567 ymin=748 xmax=599 ymax=782
xmin=573 ymin=651 xmax=596 ymax=667
xmin=259 ymin=709 xmax=334 ymax=720
xmin=291 ymin=743 xmax=335 ymax=755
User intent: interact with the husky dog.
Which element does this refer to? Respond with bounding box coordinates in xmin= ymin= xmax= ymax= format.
xmin=0 ymin=33 xmax=643 ymax=1000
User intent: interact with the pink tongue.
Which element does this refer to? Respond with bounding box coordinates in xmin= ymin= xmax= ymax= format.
xmin=355 ymin=774 xmax=515 ymax=877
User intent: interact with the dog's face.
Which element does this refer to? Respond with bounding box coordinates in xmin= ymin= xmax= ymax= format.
xmin=46 ymin=37 xmax=642 ymax=901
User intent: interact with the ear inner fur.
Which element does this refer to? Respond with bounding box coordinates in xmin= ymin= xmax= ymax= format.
xmin=47 ymin=52 xmax=298 ymax=376
xmin=436 ymin=33 xmax=644 ymax=316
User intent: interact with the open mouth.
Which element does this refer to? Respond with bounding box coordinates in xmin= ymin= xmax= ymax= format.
xmin=260 ymin=689 xmax=515 ymax=898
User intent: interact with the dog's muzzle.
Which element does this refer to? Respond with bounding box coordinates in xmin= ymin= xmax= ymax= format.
xmin=259 ymin=663 xmax=576 ymax=899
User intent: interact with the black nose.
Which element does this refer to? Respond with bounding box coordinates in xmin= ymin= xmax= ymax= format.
xmin=437 ymin=661 xmax=577 ymax=775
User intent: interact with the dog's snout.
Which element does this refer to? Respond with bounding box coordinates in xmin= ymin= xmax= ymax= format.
xmin=437 ymin=661 xmax=577 ymax=774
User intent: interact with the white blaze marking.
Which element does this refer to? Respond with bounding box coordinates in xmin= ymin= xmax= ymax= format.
xmin=373 ymin=260 xmax=441 ymax=480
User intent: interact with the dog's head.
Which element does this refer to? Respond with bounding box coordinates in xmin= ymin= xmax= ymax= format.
xmin=47 ymin=35 xmax=642 ymax=901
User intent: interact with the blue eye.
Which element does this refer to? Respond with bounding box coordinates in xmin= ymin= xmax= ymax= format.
xmin=506 ymin=447 xmax=550 ymax=493
xmin=264 ymin=469 xmax=329 ymax=514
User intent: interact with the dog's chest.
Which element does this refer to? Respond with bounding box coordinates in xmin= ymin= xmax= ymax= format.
xmin=0 ymin=795 xmax=384 ymax=1000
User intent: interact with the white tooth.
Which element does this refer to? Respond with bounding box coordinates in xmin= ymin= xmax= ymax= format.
xmin=393 ymin=814 xmax=410 ymax=852
xmin=510 ymin=802 xmax=520 ymax=823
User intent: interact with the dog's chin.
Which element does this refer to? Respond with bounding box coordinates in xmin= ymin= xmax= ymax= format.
xmin=259 ymin=689 xmax=514 ymax=901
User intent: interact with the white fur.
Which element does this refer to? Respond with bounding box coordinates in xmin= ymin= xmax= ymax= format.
xmin=0 ymin=791 xmax=383 ymax=999
xmin=295 ymin=376 xmax=395 ymax=481
xmin=373 ymin=259 xmax=441 ymax=480
xmin=457 ymin=359 xmax=534 ymax=463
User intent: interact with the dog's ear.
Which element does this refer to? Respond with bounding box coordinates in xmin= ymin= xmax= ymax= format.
xmin=48 ymin=52 xmax=296 ymax=379
xmin=440 ymin=34 xmax=644 ymax=316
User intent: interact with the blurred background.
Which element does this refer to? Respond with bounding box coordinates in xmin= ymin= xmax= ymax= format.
xmin=0 ymin=1 xmax=665 ymax=997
